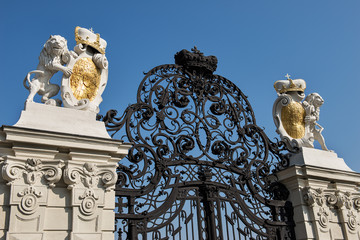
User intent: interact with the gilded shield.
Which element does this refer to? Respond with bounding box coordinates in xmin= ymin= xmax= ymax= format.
xmin=70 ymin=57 xmax=101 ymax=101
xmin=281 ymin=102 xmax=305 ymax=139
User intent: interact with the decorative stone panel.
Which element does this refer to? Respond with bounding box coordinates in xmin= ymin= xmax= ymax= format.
xmin=277 ymin=164 xmax=360 ymax=240
xmin=303 ymin=187 xmax=360 ymax=237
xmin=1 ymin=157 xmax=64 ymax=239
xmin=64 ymin=161 xmax=118 ymax=240
xmin=0 ymin=125 xmax=131 ymax=240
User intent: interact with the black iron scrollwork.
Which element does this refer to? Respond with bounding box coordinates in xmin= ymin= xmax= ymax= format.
xmin=103 ymin=47 xmax=296 ymax=239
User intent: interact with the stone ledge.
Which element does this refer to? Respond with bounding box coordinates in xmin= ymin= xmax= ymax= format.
xmin=1 ymin=125 xmax=131 ymax=157
xmin=15 ymin=102 xmax=110 ymax=139
xmin=290 ymin=147 xmax=353 ymax=172
xmin=277 ymin=165 xmax=360 ymax=184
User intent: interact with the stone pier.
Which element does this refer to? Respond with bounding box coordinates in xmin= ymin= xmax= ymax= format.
xmin=278 ymin=148 xmax=360 ymax=240
xmin=0 ymin=103 xmax=131 ymax=240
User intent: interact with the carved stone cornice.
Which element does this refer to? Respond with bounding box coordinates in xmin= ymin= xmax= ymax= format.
xmin=2 ymin=158 xmax=64 ymax=187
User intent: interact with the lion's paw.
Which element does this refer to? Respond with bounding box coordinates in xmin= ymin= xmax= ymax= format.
xmin=45 ymin=99 xmax=62 ymax=106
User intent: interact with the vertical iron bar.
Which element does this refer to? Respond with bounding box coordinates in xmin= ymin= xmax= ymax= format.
xmin=178 ymin=214 xmax=181 ymax=240
xmin=200 ymin=186 xmax=217 ymax=240
xmin=190 ymin=200 xmax=195 ymax=240
xmin=225 ymin=202 xmax=230 ymax=239
xmin=237 ymin=213 xmax=241 ymax=239
xmin=196 ymin=195 xmax=204 ymax=240
xmin=127 ymin=197 xmax=137 ymax=240
xmin=215 ymin=198 xmax=224 ymax=239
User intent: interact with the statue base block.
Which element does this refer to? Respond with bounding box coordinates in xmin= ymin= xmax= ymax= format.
xmin=290 ymin=147 xmax=353 ymax=172
xmin=14 ymin=102 xmax=110 ymax=138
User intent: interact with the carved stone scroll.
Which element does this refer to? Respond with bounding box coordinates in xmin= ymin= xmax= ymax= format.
xmin=2 ymin=158 xmax=64 ymax=188
xmin=303 ymin=187 xmax=360 ymax=234
xmin=63 ymin=162 xmax=117 ymax=192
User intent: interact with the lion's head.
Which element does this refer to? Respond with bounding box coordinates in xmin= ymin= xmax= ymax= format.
xmin=44 ymin=35 xmax=68 ymax=57
xmin=305 ymin=93 xmax=324 ymax=108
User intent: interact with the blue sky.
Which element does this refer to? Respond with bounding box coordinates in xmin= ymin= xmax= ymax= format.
xmin=1 ymin=1 xmax=359 ymax=171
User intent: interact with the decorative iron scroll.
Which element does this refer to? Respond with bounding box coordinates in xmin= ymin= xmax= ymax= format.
xmin=102 ymin=47 xmax=296 ymax=240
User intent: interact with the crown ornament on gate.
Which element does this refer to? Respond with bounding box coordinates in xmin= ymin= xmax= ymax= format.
xmin=75 ymin=26 xmax=107 ymax=54
xmin=273 ymin=74 xmax=306 ymax=94
xmin=174 ymin=46 xmax=218 ymax=74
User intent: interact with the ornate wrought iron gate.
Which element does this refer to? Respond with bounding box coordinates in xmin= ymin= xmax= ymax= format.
xmin=102 ymin=47 xmax=295 ymax=239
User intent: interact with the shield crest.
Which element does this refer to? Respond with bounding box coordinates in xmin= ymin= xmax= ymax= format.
xmin=70 ymin=57 xmax=101 ymax=101
xmin=61 ymin=44 xmax=108 ymax=113
xmin=280 ymin=101 xmax=306 ymax=139
xmin=61 ymin=27 xmax=108 ymax=113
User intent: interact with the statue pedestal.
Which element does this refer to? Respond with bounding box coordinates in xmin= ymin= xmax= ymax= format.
xmin=289 ymin=147 xmax=353 ymax=172
xmin=277 ymin=148 xmax=360 ymax=240
xmin=15 ymin=102 xmax=110 ymax=138
xmin=0 ymin=105 xmax=131 ymax=239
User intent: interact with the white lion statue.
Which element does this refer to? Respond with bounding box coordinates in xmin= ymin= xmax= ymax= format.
xmin=302 ymin=93 xmax=329 ymax=151
xmin=24 ymin=35 xmax=76 ymax=105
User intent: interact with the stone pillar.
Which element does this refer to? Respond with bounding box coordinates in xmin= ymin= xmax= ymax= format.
xmin=277 ymin=147 xmax=360 ymax=240
xmin=0 ymin=103 xmax=131 ymax=240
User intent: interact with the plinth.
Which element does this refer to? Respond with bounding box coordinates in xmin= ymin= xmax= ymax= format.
xmin=289 ymin=147 xmax=353 ymax=172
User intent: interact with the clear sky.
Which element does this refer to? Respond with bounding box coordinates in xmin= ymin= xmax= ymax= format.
xmin=1 ymin=1 xmax=359 ymax=171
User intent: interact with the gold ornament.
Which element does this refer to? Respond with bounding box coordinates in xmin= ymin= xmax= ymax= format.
xmin=281 ymin=102 xmax=306 ymax=139
xmin=70 ymin=58 xmax=101 ymax=101
xmin=75 ymin=26 xmax=106 ymax=54
xmin=273 ymin=76 xmax=306 ymax=94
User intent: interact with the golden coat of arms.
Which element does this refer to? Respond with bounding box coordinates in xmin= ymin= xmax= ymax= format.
xmin=273 ymin=75 xmax=330 ymax=151
xmin=61 ymin=27 xmax=108 ymax=113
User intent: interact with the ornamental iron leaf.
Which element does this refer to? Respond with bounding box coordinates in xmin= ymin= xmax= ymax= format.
xmin=102 ymin=48 xmax=296 ymax=240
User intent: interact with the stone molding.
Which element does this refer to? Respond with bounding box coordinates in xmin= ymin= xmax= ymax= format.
xmin=1 ymin=125 xmax=131 ymax=155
